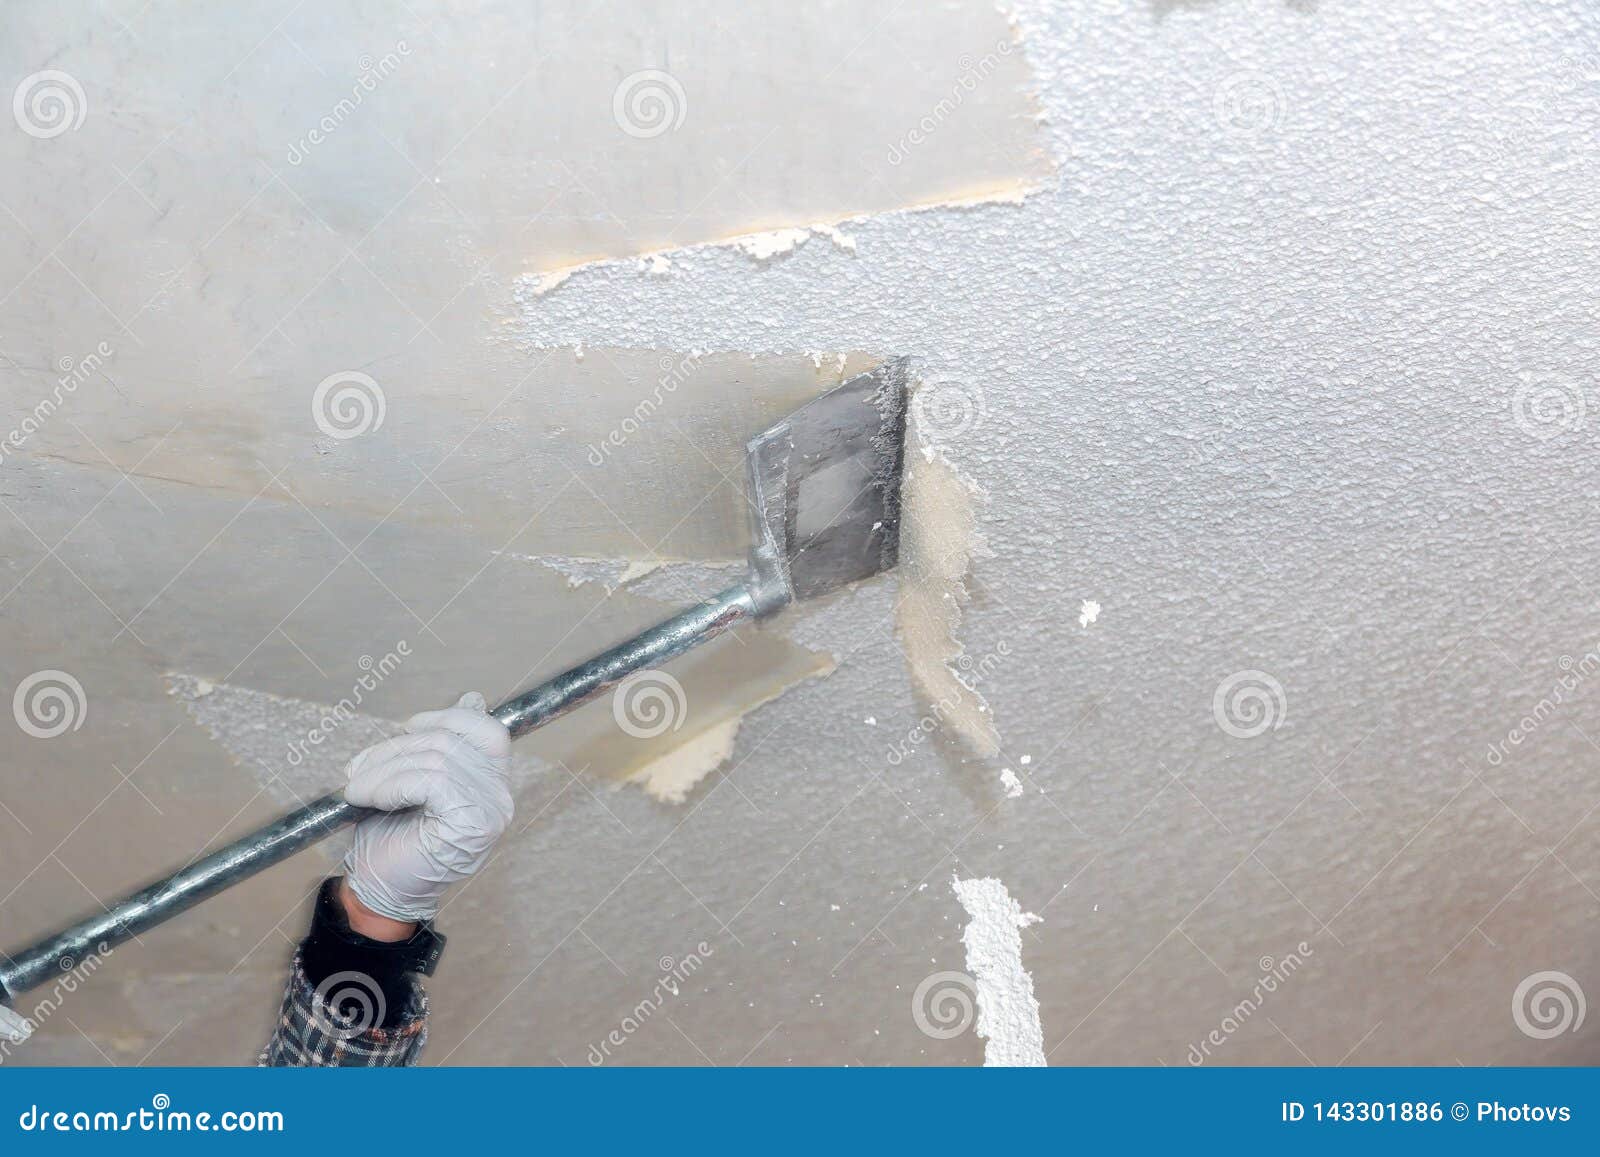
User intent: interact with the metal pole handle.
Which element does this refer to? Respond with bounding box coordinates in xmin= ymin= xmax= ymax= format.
xmin=0 ymin=583 xmax=757 ymax=1003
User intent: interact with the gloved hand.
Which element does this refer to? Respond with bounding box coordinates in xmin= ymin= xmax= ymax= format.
xmin=1 ymin=1004 xmax=32 ymax=1047
xmin=342 ymin=692 xmax=514 ymax=924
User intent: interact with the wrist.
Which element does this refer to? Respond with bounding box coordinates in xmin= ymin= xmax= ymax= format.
xmin=299 ymin=878 xmax=446 ymax=1031
xmin=339 ymin=878 xmax=418 ymax=942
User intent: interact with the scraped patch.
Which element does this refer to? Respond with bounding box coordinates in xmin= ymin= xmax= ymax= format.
xmin=626 ymin=716 xmax=743 ymax=803
xmin=1000 ymin=767 xmax=1024 ymax=797
xmin=526 ymin=626 xmax=839 ymax=802
xmin=1078 ymin=599 xmax=1100 ymax=629
xmin=895 ymin=447 xmax=998 ymax=755
xmin=28 ymin=350 xmax=880 ymax=564
xmin=952 ymin=875 xmax=1045 ymax=1066
xmin=483 ymin=0 xmax=1051 ymax=288
xmin=592 ymin=649 xmax=836 ymax=802
xmin=171 ymin=630 xmax=829 ymax=811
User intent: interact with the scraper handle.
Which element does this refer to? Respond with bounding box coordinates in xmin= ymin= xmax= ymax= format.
xmin=0 ymin=583 xmax=761 ymax=1003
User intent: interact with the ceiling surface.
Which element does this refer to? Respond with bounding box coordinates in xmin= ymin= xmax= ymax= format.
xmin=2 ymin=0 xmax=1599 ymax=1066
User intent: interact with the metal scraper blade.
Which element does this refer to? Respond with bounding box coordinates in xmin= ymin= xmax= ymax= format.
xmin=745 ymin=357 xmax=909 ymax=606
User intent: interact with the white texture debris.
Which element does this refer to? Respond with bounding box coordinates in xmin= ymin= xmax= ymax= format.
xmin=952 ymin=875 xmax=1045 ymax=1066
xmin=809 ymin=223 xmax=857 ymax=252
xmin=732 ymin=228 xmax=814 ymax=261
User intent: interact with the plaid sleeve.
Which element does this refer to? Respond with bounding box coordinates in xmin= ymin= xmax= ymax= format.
xmin=258 ymin=951 xmax=428 ymax=1067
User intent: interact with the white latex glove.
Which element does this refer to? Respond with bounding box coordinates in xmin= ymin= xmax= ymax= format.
xmin=1 ymin=1004 xmax=32 ymax=1047
xmin=342 ymin=691 xmax=514 ymax=924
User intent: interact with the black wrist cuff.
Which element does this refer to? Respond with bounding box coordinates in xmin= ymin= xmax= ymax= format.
xmin=299 ymin=877 xmax=446 ymax=1029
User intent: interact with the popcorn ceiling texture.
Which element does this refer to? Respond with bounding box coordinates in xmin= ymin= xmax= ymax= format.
xmin=163 ymin=674 xmax=547 ymax=809
xmin=165 ymin=673 xmax=405 ymax=812
xmin=3 ymin=0 xmax=1600 ymax=1068
xmin=509 ymin=0 xmax=1600 ymax=1066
